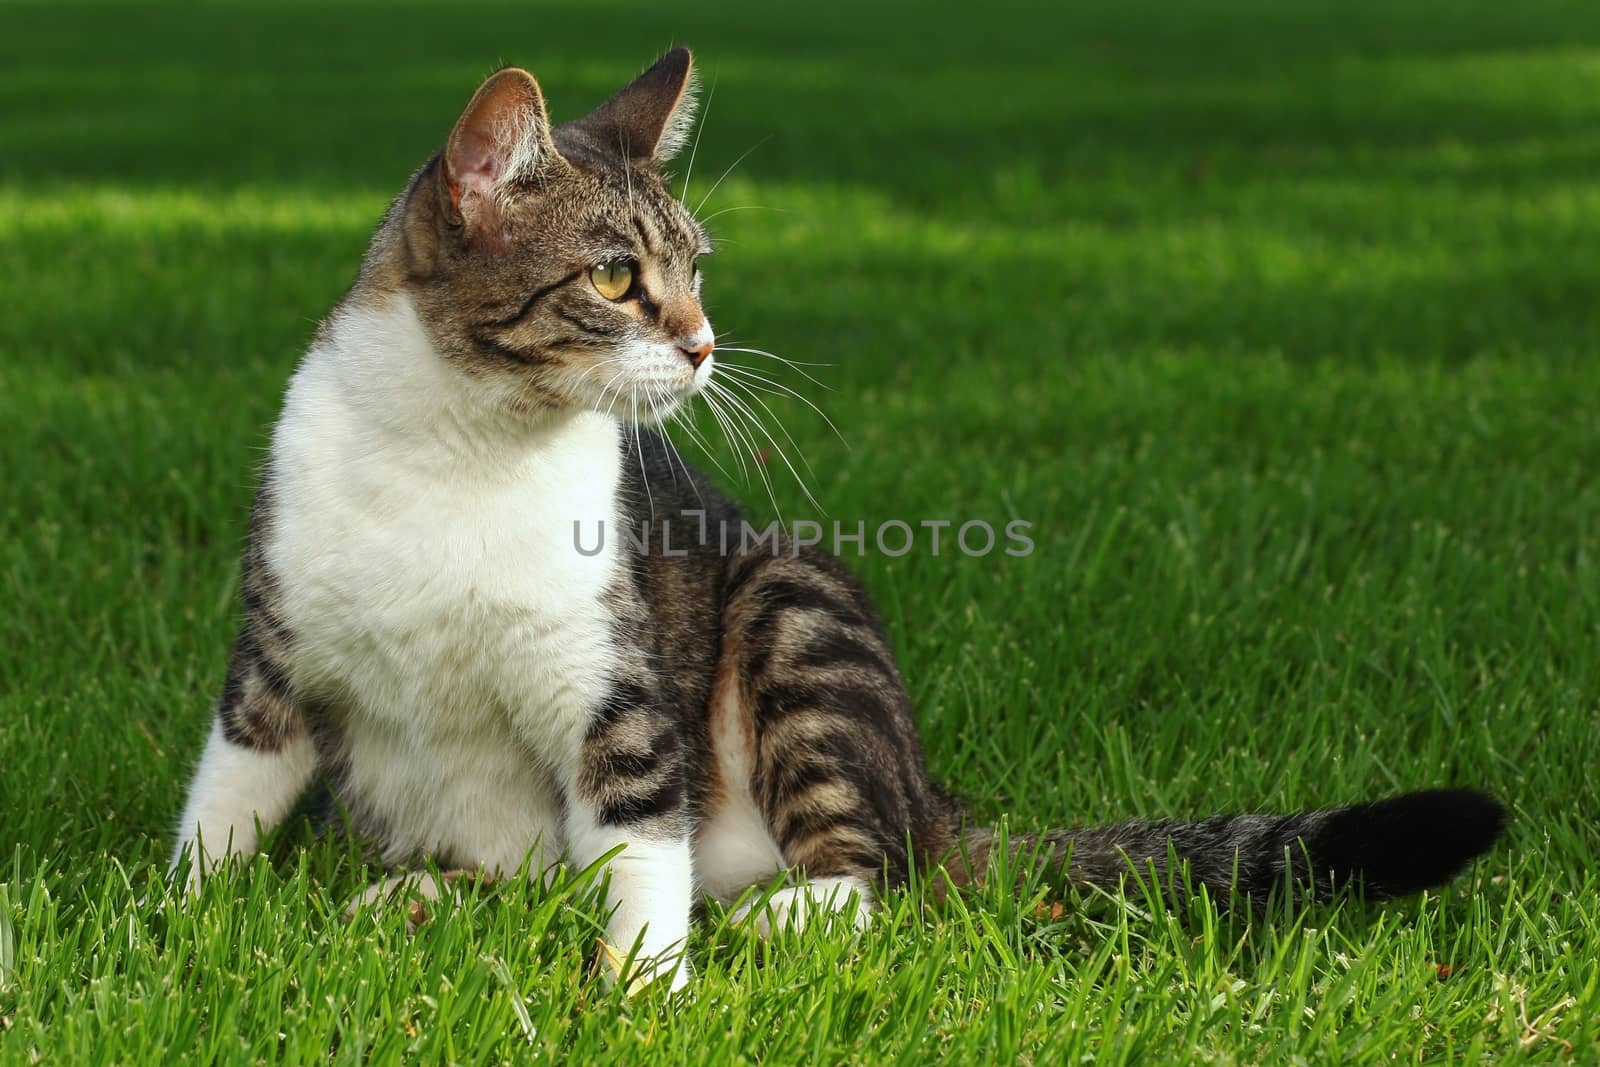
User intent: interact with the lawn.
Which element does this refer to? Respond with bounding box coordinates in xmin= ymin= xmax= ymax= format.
xmin=3 ymin=0 xmax=1599 ymax=1061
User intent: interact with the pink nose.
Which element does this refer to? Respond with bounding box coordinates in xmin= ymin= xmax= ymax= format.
xmin=679 ymin=340 xmax=714 ymax=368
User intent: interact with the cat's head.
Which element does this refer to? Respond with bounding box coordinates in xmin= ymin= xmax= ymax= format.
xmin=387 ymin=49 xmax=713 ymax=422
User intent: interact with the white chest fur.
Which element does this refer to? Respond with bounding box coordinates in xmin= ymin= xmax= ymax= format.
xmin=265 ymin=295 xmax=623 ymax=868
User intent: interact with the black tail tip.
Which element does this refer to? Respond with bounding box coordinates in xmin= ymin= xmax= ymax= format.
xmin=1318 ymin=788 xmax=1507 ymax=898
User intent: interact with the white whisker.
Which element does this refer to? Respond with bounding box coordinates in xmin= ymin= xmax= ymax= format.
xmin=715 ymin=361 xmax=849 ymax=450
xmin=705 ymin=378 xmax=818 ymax=514
xmin=666 ymin=405 xmax=734 ymax=484
xmin=698 ymin=205 xmax=786 ymax=226
xmin=598 ymin=360 xmax=634 ymax=420
xmin=665 ymin=404 xmax=732 ymax=483
xmin=696 ymin=385 xmax=750 ymax=484
xmin=679 ymin=76 xmax=715 ymax=205
xmin=619 ymin=129 xmax=636 ymax=214
xmin=716 ymin=344 xmax=834 ymax=390
xmin=650 ymin=393 xmax=681 ymax=490
xmin=700 ymin=383 xmax=755 ymax=483
xmin=712 ymin=372 xmax=819 ymax=486
xmin=704 ymin=383 xmax=780 ymax=517
xmin=650 ymin=384 xmax=703 ymax=502
xmin=631 ymin=388 xmax=655 ymax=521
xmin=694 ymin=137 xmax=770 ymax=217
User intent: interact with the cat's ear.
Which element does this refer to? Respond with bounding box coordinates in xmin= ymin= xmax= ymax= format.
xmin=441 ymin=67 xmax=563 ymax=230
xmin=582 ymin=47 xmax=700 ymax=163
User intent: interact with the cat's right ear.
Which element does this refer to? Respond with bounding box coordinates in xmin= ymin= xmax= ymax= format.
xmin=439 ymin=67 xmax=564 ymax=236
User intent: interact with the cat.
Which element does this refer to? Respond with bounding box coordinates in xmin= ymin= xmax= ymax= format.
xmin=170 ymin=48 xmax=1506 ymax=992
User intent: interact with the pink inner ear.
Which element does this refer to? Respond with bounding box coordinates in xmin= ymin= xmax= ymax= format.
xmin=450 ymin=127 xmax=503 ymax=210
xmin=445 ymin=69 xmax=548 ymax=229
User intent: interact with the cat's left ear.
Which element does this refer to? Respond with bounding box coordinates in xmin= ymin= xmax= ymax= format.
xmin=582 ymin=47 xmax=700 ymax=163
xmin=441 ymin=67 xmax=565 ymax=230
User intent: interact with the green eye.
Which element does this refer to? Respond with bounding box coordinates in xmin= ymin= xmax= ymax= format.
xmin=590 ymin=261 xmax=635 ymax=301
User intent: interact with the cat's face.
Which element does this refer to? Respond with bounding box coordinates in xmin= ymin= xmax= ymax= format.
xmin=396 ymin=50 xmax=715 ymax=423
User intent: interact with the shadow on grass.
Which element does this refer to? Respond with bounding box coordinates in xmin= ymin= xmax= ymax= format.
xmin=4 ymin=0 xmax=1600 ymax=196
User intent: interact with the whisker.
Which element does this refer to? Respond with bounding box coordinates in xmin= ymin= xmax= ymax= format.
xmin=706 ymin=378 xmax=819 ymax=514
xmin=696 ymin=385 xmax=750 ymax=484
xmin=650 ymin=384 xmax=703 ymax=502
xmin=714 ymin=372 xmax=820 ymax=487
xmin=619 ymin=129 xmax=636 ymax=214
xmin=716 ymin=344 xmax=835 ymax=390
xmin=694 ymin=137 xmax=770 ymax=217
xmin=631 ymin=388 xmax=655 ymax=521
xmin=704 ymin=385 xmax=761 ymax=486
xmin=715 ymin=361 xmax=850 ymax=450
xmin=598 ymin=361 xmax=634 ymax=421
xmin=709 ymin=379 xmax=818 ymax=511
xmin=679 ymin=76 xmax=716 ymax=205
xmin=715 ymin=343 xmax=832 ymax=369
xmin=703 ymin=383 xmax=780 ymax=518
xmin=648 ymin=389 xmax=681 ymax=491
xmin=666 ymin=404 xmax=735 ymax=484
xmin=698 ymin=204 xmax=786 ymax=226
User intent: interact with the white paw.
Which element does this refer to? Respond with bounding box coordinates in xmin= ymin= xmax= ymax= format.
xmin=179 ymin=863 xmax=206 ymax=898
xmin=731 ymin=877 xmax=874 ymax=938
xmin=169 ymin=847 xmax=228 ymax=898
xmin=596 ymin=940 xmax=692 ymax=995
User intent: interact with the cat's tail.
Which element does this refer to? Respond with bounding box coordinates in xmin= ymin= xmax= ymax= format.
xmin=950 ymin=788 xmax=1506 ymax=906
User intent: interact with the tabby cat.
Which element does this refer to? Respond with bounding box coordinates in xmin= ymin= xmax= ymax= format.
xmin=171 ymin=48 xmax=1506 ymax=991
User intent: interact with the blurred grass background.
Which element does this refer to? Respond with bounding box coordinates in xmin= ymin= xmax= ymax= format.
xmin=1 ymin=0 xmax=1598 ymax=1061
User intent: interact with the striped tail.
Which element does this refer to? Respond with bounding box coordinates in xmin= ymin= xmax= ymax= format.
xmin=960 ymin=788 xmax=1506 ymax=905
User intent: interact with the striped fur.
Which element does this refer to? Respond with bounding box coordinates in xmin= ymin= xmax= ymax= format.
xmin=172 ymin=50 xmax=1506 ymax=992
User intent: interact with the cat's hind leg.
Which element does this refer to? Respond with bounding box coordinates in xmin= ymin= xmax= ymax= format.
xmin=711 ymin=545 xmax=962 ymax=935
xmin=729 ymin=876 xmax=874 ymax=936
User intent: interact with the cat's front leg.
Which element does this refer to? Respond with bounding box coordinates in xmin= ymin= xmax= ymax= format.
xmin=171 ymin=626 xmax=317 ymax=892
xmin=561 ymin=684 xmax=693 ymax=993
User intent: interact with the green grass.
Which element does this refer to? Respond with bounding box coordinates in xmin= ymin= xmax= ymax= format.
xmin=3 ymin=0 xmax=1599 ymax=1061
